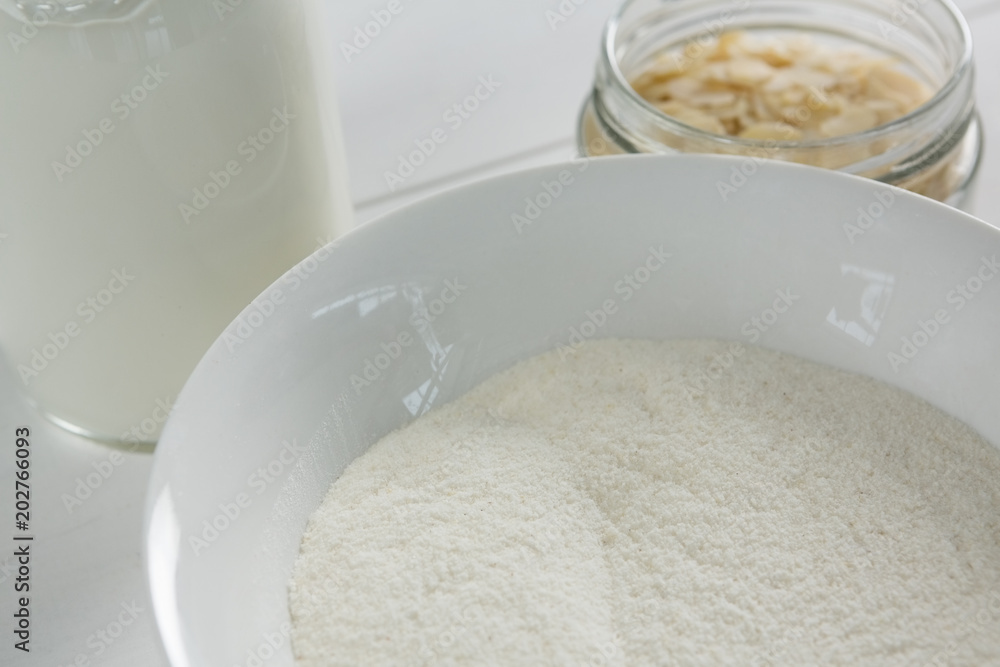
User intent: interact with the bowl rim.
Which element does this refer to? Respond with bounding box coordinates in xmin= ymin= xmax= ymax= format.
xmin=143 ymin=153 xmax=997 ymax=666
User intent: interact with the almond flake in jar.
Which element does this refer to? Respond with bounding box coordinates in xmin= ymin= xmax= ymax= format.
xmin=579 ymin=0 xmax=981 ymax=207
xmin=630 ymin=31 xmax=935 ymax=143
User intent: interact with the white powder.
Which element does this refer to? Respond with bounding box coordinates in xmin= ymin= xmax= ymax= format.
xmin=289 ymin=339 xmax=1000 ymax=666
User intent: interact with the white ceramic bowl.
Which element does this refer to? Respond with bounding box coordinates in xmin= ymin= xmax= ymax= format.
xmin=144 ymin=154 xmax=1000 ymax=666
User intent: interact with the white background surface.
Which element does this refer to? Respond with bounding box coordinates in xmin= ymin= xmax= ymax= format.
xmin=0 ymin=0 xmax=997 ymax=665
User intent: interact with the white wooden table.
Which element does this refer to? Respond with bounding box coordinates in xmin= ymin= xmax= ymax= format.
xmin=1 ymin=0 xmax=998 ymax=664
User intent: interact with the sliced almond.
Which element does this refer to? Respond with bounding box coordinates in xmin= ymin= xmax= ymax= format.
xmin=687 ymin=91 xmax=739 ymax=109
xmin=656 ymin=101 xmax=728 ymax=134
xmin=865 ymin=98 xmax=904 ymax=125
xmin=727 ymin=58 xmax=775 ymax=86
xmin=631 ymin=30 xmax=935 ymax=141
xmin=867 ymin=65 xmax=934 ymax=110
xmin=714 ymin=30 xmax=744 ymax=59
xmin=819 ymin=104 xmax=880 ymax=137
xmin=740 ymin=122 xmax=802 ymax=141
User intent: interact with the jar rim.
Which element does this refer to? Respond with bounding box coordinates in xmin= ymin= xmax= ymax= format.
xmin=601 ymin=0 xmax=974 ymax=150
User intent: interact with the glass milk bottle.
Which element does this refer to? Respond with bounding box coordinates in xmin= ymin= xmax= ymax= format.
xmin=0 ymin=0 xmax=353 ymax=447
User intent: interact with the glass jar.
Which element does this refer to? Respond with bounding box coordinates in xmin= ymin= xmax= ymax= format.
xmin=0 ymin=0 xmax=354 ymax=447
xmin=578 ymin=0 xmax=981 ymax=208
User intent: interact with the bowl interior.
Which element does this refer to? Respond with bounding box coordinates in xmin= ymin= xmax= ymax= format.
xmin=145 ymin=154 xmax=1000 ymax=667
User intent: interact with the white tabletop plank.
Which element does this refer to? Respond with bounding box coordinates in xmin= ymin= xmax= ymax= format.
xmin=959 ymin=0 xmax=1000 ymax=15
xmin=328 ymin=0 xmax=623 ymax=209
xmin=967 ymin=9 xmax=1000 ymax=222
xmin=1 ymin=2 xmax=998 ymax=666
